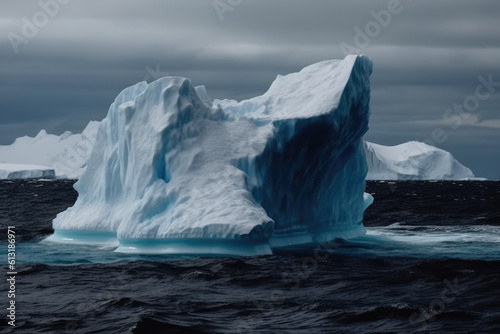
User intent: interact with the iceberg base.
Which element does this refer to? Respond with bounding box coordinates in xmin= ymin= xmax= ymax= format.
xmin=115 ymin=239 xmax=272 ymax=256
xmin=43 ymin=230 xmax=119 ymax=247
xmin=44 ymin=226 xmax=368 ymax=256
xmin=43 ymin=231 xmax=272 ymax=256
xmin=269 ymin=224 xmax=366 ymax=249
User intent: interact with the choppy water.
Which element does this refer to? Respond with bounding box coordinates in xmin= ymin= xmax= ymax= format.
xmin=0 ymin=180 xmax=499 ymax=333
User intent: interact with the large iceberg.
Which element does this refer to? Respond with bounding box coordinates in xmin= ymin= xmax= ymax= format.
xmin=46 ymin=55 xmax=374 ymax=255
xmin=365 ymin=141 xmax=476 ymax=180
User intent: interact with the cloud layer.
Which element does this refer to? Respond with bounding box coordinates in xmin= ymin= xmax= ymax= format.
xmin=1 ymin=0 xmax=499 ymax=178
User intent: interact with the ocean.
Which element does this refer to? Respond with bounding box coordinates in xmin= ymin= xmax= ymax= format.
xmin=1 ymin=180 xmax=499 ymax=333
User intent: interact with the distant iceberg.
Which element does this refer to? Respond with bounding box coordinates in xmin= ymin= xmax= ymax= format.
xmin=0 ymin=163 xmax=55 ymax=180
xmin=45 ymin=55 xmax=374 ymax=255
xmin=0 ymin=122 xmax=99 ymax=179
xmin=365 ymin=141 xmax=476 ymax=180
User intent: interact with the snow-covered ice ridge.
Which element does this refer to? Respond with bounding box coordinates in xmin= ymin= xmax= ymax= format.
xmin=365 ymin=141 xmax=476 ymax=180
xmin=0 ymin=122 xmax=99 ymax=179
xmin=0 ymin=163 xmax=55 ymax=179
xmin=45 ymin=55 xmax=374 ymax=255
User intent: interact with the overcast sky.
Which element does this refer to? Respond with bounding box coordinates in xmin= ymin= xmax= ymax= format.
xmin=1 ymin=0 xmax=499 ymax=178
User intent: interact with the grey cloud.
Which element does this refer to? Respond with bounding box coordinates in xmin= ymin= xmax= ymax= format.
xmin=0 ymin=0 xmax=499 ymax=178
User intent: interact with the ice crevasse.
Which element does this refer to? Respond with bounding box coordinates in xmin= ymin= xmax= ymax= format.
xmin=46 ymin=55 xmax=375 ymax=256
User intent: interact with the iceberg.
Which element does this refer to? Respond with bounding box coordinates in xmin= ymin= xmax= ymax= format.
xmin=364 ymin=141 xmax=476 ymax=180
xmin=0 ymin=121 xmax=99 ymax=179
xmin=45 ymin=55 xmax=374 ymax=255
xmin=0 ymin=163 xmax=55 ymax=179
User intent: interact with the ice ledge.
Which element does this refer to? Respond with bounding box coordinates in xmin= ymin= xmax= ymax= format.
xmin=43 ymin=230 xmax=119 ymax=247
xmin=44 ymin=226 xmax=367 ymax=256
xmin=116 ymin=239 xmax=272 ymax=256
xmin=44 ymin=229 xmax=272 ymax=256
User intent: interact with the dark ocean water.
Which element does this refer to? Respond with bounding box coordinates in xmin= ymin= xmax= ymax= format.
xmin=0 ymin=180 xmax=499 ymax=334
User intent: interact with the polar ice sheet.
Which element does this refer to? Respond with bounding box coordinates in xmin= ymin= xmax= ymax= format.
xmin=364 ymin=141 xmax=476 ymax=180
xmin=47 ymin=55 xmax=374 ymax=255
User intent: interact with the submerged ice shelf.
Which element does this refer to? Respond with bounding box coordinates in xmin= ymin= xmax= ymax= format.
xmin=45 ymin=55 xmax=374 ymax=255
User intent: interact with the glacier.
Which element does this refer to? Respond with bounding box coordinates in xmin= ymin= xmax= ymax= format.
xmin=45 ymin=55 xmax=374 ymax=255
xmin=365 ymin=141 xmax=476 ymax=180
